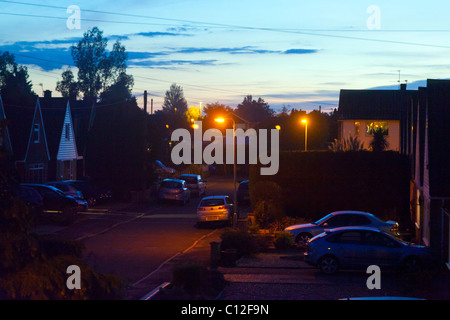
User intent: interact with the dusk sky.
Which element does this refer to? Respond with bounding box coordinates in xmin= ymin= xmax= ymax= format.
xmin=1 ymin=0 xmax=450 ymax=113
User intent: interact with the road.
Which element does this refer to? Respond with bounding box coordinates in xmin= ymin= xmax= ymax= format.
xmin=44 ymin=176 xmax=237 ymax=297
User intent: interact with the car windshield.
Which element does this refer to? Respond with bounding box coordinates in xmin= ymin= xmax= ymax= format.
xmin=181 ymin=176 xmax=197 ymax=183
xmin=314 ymin=214 xmax=332 ymax=225
xmin=161 ymin=181 xmax=182 ymax=189
xmin=200 ymin=199 xmax=225 ymax=207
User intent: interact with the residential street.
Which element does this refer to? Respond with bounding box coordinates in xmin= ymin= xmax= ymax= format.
xmin=33 ymin=176 xmax=450 ymax=301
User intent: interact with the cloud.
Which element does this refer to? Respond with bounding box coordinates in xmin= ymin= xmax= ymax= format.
xmin=169 ymin=46 xmax=318 ymax=55
xmin=128 ymin=59 xmax=220 ymax=69
xmin=283 ymin=49 xmax=318 ymax=54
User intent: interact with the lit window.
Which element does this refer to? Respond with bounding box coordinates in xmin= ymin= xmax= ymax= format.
xmin=366 ymin=121 xmax=389 ymax=135
xmin=354 ymin=122 xmax=360 ymax=135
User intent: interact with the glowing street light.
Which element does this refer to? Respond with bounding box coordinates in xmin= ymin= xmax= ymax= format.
xmin=275 ymin=125 xmax=281 ymax=130
xmin=301 ymin=119 xmax=308 ymax=151
xmin=214 ymin=116 xmax=237 ymax=227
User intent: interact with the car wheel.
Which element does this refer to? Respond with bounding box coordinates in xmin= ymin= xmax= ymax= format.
xmin=296 ymin=233 xmax=313 ymax=246
xmin=403 ymin=256 xmax=422 ymax=273
xmin=318 ymin=255 xmax=339 ymax=274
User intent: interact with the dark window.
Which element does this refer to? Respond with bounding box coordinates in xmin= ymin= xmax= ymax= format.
xmin=65 ymin=123 xmax=70 ymax=140
xmin=328 ymin=231 xmax=362 ymax=244
xmin=363 ymin=231 xmax=392 ymax=247
xmin=200 ymin=198 xmax=225 ymax=207
xmin=348 ymin=214 xmax=372 ymax=226
xmin=33 ymin=124 xmax=40 ymax=143
xmin=324 ymin=214 xmax=349 ymax=227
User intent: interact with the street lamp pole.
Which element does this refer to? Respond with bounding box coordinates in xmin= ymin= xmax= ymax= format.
xmin=215 ymin=117 xmax=237 ymax=227
xmin=302 ymin=119 xmax=308 ymax=151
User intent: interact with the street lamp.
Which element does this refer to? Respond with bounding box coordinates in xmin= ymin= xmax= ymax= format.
xmin=214 ymin=116 xmax=237 ymax=227
xmin=301 ymin=119 xmax=308 ymax=151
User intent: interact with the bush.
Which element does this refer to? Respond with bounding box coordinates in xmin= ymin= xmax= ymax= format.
xmin=273 ymin=231 xmax=294 ymax=250
xmin=220 ymin=228 xmax=260 ymax=257
xmin=250 ymin=181 xmax=285 ymax=228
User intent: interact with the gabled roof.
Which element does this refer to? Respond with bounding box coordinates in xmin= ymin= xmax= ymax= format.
xmin=338 ymin=89 xmax=417 ymax=120
xmin=24 ymin=98 xmax=50 ymax=163
xmin=3 ymin=95 xmax=91 ymax=162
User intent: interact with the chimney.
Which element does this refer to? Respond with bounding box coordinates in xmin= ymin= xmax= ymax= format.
xmin=44 ymin=90 xmax=52 ymax=99
xmin=400 ymin=83 xmax=406 ymax=91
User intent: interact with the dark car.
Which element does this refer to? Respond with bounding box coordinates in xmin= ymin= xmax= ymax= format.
xmin=304 ymin=226 xmax=436 ymax=274
xmin=237 ymin=180 xmax=250 ymax=205
xmin=61 ymin=180 xmax=112 ymax=206
xmin=16 ymin=185 xmax=44 ymax=215
xmin=21 ymin=183 xmax=81 ymax=214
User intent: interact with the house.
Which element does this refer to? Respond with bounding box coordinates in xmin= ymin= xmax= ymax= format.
xmin=0 ymin=95 xmax=13 ymax=156
xmin=4 ymin=90 xmax=90 ymax=183
xmin=337 ymin=85 xmax=417 ymax=152
xmin=409 ymin=80 xmax=450 ymax=269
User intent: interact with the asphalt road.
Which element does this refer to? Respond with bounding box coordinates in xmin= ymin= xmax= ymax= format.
xmin=46 ymin=176 xmax=238 ymax=294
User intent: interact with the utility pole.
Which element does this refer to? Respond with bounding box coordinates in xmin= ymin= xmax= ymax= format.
xmin=142 ymin=91 xmax=148 ymax=202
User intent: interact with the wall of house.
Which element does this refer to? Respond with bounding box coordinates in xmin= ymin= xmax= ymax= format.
xmin=340 ymin=120 xmax=400 ymax=151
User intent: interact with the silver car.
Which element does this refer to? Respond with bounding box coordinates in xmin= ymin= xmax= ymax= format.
xmin=179 ymin=174 xmax=206 ymax=197
xmin=304 ymin=226 xmax=435 ymax=274
xmin=158 ymin=179 xmax=191 ymax=205
xmin=196 ymin=196 xmax=234 ymax=226
xmin=284 ymin=211 xmax=399 ymax=246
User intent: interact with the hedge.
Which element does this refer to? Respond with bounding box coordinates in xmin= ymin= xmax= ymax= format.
xmin=249 ymin=151 xmax=411 ymax=224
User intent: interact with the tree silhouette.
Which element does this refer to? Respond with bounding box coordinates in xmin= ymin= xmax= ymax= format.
xmin=235 ymin=95 xmax=274 ymax=123
xmin=0 ymin=51 xmax=35 ymax=105
xmin=162 ymin=83 xmax=188 ymax=115
xmin=69 ymin=27 xmax=130 ymax=103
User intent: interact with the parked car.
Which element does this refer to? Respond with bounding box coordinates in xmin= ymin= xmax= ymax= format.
xmin=158 ymin=179 xmax=190 ymax=205
xmin=196 ymin=195 xmax=234 ymax=227
xmin=16 ymin=185 xmax=44 ymax=215
xmin=61 ymin=180 xmax=112 ymax=207
xmin=179 ymin=174 xmax=206 ymax=197
xmin=284 ymin=211 xmax=399 ymax=246
xmin=21 ymin=183 xmax=83 ymax=214
xmin=155 ymin=160 xmax=175 ymax=175
xmin=237 ymin=180 xmax=250 ymax=205
xmin=304 ymin=226 xmax=435 ymax=274
xmin=45 ymin=181 xmax=90 ymax=211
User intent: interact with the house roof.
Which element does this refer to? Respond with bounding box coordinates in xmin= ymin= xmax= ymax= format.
xmin=338 ymin=89 xmax=417 ymax=120
xmin=3 ymin=95 xmax=92 ymax=162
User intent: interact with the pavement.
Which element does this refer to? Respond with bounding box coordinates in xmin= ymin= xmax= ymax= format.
xmin=123 ymin=223 xmax=450 ymax=301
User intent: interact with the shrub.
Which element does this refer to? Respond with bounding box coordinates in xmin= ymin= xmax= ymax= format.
xmin=273 ymin=231 xmax=294 ymax=250
xmin=250 ymin=181 xmax=285 ymax=228
xmin=220 ymin=228 xmax=260 ymax=257
xmin=172 ymin=264 xmax=206 ymax=295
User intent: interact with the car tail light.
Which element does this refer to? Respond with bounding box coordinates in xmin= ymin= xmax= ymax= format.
xmin=198 ymin=207 xmax=206 ymax=211
xmin=218 ymin=206 xmax=225 ymax=210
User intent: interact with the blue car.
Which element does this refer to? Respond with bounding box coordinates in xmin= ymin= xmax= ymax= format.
xmin=304 ymin=226 xmax=435 ymax=274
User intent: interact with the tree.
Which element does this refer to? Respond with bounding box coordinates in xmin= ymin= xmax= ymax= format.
xmin=55 ymin=69 xmax=79 ymax=100
xmin=69 ymin=27 xmax=129 ymax=103
xmin=0 ymin=51 xmax=35 ymax=105
xmin=235 ymin=95 xmax=274 ymax=123
xmin=162 ymin=83 xmax=188 ymax=115
xmin=370 ymin=127 xmax=389 ymax=152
